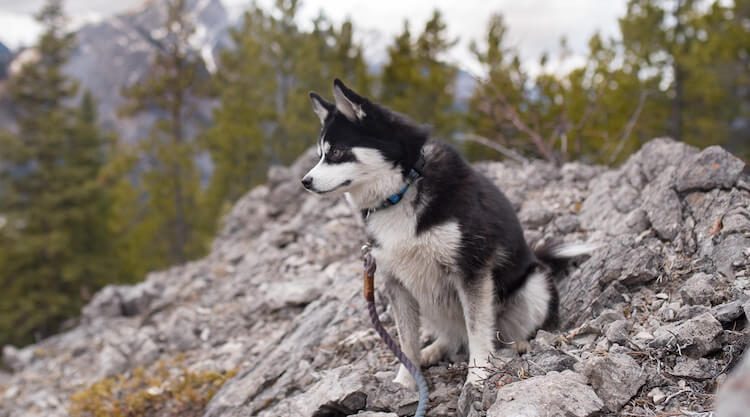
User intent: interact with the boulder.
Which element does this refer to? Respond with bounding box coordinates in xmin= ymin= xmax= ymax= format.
xmin=487 ymin=371 xmax=604 ymax=417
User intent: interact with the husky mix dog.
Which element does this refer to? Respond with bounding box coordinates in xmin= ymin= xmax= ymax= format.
xmin=302 ymin=79 xmax=592 ymax=388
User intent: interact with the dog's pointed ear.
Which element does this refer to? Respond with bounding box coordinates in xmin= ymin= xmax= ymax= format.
xmin=333 ymin=78 xmax=366 ymax=122
xmin=309 ymin=92 xmax=334 ymax=125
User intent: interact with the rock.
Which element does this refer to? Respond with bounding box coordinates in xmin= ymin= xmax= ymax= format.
xmin=288 ymin=366 xmax=367 ymax=416
xmin=82 ymin=280 xmax=161 ymax=319
xmin=519 ymin=202 xmax=554 ymax=229
xmin=648 ymin=387 xmax=667 ymax=404
xmin=2 ymin=345 xmax=34 ymax=372
xmin=677 ymin=304 xmax=711 ymax=320
xmin=643 ymin=166 xmax=682 ymax=241
xmin=675 ymin=146 xmax=746 ymax=192
xmin=2 ymin=139 xmax=749 ymax=417
xmin=583 ymin=353 xmax=646 ymax=412
xmin=605 ymin=320 xmax=632 ymax=345
xmin=364 ymin=373 xmax=419 ymax=415
xmin=680 ymin=273 xmax=715 ymax=305
xmin=487 ymin=371 xmax=604 ymax=417
xmin=553 ymin=214 xmax=580 ymax=234
xmin=527 ymin=349 xmax=578 ymax=375
xmin=652 ymin=313 xmax=724 ymax=357
xmin=350 ymin=413 xmax=398 ymax=417
xmin=670 ymin=357 xmax=720 ymax=380
xmin=711 ymin=299 xmax=748 ymax=323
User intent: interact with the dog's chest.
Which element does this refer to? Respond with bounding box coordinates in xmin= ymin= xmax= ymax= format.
xmin=367 ymin=209 xmax=462 ymax=303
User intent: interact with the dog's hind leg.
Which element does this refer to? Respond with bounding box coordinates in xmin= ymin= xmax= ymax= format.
xmin=457 ymin=274 xmax=496 ymax=387
xmin=384 ymin=276 xmax=421 ymax=389
xmin=496 ymin=270 xmax=553 ymax=354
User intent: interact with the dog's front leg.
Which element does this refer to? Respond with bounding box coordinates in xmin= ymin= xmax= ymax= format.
xmin=458 ymin=275 xmax=496 ymax=387
xmin=384 ymin=276 xmax=421 ymax=389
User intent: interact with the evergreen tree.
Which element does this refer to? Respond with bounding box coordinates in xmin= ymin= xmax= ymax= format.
xmin=380 ymin=11 xmax=459 ymax=138
xmin=120 ymin=0 xmax=212 ymax=266
xmin=200 ymin=0 xmax=371 ymax=229
xmin=468 ymin=2 xmax=750 ymax=164
xmin=0 ymin=0 xmax=118 ymax=346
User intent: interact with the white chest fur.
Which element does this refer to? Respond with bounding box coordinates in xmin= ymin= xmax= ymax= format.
xmin=366 ymin=203 xmax=462 ymax=307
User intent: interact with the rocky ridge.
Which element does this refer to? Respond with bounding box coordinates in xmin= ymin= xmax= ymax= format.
xmin=1 ymin=138 xmax=749 ymax=417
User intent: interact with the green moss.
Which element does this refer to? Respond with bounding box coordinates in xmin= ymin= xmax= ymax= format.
xmin=69 ymin=356 xmax=237 ymax=417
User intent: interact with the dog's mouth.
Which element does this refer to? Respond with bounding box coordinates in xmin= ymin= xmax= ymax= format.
xmin=318 ymin=180 xmax=352 ymax=194
xmin=313 ymin=180 xmax=352 ymax=194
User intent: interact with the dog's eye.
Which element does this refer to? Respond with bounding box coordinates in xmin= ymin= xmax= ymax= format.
xmin=329 ymin=148 xmax=343 ymax=161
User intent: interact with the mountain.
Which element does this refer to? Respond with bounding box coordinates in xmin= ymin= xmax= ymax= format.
xmin=1 ymin=138 xmax=748 ymax=416
xmin=64 ymin=0 xmax=231 ymax=143
xmin=0 ymin=41 xmax=11 ymax=80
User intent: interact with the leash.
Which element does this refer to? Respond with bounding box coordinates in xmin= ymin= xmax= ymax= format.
xmin=362 ymin=245 xmax=429 ymax=417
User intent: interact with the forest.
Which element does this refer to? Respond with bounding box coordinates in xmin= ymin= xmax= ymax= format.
xmin=0 ymin=0 xmax=748 ymax=348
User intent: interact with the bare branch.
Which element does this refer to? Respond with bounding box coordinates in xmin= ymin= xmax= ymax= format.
xmin=609 ymin=90 xmax=649 ymax=164
xmin=461 ymin=133 xmax=529 ymax=165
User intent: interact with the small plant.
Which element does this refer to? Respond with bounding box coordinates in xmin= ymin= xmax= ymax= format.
xmin=69 ymin=356 xmax=236 ymax=417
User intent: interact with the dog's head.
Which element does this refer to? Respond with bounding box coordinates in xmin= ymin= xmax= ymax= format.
xmin=301 ymin=79 xmax=427 ymax=200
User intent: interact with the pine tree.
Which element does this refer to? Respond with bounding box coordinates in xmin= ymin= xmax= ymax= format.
xmin=120 ymin=0 xmax=211 ymax=266
xmin=200 ymin=6 xmax=277 ymax=223
xmin=380 ymin=11 xmax=459 ymax=138
xmin=0 ymin=0 xmax=118 ymax=346
xmin=200 ymin=0 xmax=371 ymax=230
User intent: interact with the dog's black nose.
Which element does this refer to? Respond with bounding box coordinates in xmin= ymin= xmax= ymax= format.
xmin=301 ymin=177 xmax=313 ymax=190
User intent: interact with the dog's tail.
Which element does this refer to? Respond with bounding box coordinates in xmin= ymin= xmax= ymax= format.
xmin=533 ymin=241 xmax=600 ymax=272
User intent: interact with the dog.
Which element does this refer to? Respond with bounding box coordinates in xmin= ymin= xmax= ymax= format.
xmin=302 ymin=79 xmax=595 ymax=388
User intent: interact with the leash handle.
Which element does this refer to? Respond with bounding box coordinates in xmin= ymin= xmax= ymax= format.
xmin=363 ymin=253 xmax=376 ymax=302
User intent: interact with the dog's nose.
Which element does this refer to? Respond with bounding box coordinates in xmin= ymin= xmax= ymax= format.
xmin=301 ymin=177 xmax=313 ymax=190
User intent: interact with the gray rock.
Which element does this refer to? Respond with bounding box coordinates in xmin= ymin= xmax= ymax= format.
xmin=670 ymin=357 xmax=720 ymax=380
xmin=676 ymin=145 xmax=747 ymax=192
xmin=617 ymin=246 xmax=663 ymax=286
xmin=680 ymin=273 xmax=715 ymax=305
xmin=643 ymin=166 xmax=682 ymax=241
xmin=583 ymin=352 xmax=646 ymax=412
xmin=553 ymin=214 xmax=580 ymax=234
xmin=1 ymin=345 xmax=34 ymax=372
xmin=2 ymin=139 xmax=749 ymax=417
xmin=349 ymin=413 xmax=398 ymax=417
xmin=527 ymin=349 xmax=578 ymax=375
xmin=676 ymin=304 xmax=711 ymax=321
xmin=82 ymin=280 xmax=160 ymax=319
xmin=605 ymin=319 xmax=632 ymax=345
xmin=712 ymin=298 xmax=748 ymax=323
xmin=283 ymin=366 xmax=367 ymax=416
xmin=519 ymin=202 xmax=554 ymax=229
xmin=652 ymin=312 xmax=724 ymax=357
xmin=487 ymin=371 xmax=604 ymax=417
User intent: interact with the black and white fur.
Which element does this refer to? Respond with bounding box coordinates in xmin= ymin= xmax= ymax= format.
xmin=302 ymin=79 xmax=595 ymax=388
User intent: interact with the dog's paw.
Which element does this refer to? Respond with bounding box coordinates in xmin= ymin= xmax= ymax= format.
xmin=420 ymin=341 xmax=444 ymax=366
xmin=465 ymin=366 xmax=489 ymax=387
xmin=392 ymin=366 xmax=417 ymax=390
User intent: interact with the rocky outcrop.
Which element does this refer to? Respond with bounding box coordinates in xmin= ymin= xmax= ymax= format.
xmin=1 ymin=138 xmax=748 ymax=417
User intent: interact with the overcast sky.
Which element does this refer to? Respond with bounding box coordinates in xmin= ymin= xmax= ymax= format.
xmin=0 ymin=0 xmax=628 ymax=75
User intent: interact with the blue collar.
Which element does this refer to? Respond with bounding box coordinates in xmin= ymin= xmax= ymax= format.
xmin=362 ymin=155 xmax=425 ymax=220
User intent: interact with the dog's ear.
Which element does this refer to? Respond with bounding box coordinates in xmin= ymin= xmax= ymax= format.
xmin=333 ymin=78 xmax=366 ymax=122
xmin=309 ymin=92 xmax=334 ymax=125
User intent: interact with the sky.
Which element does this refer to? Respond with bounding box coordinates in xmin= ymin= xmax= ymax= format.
xmin=0 ymin=0 xmax=628 ymax=75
